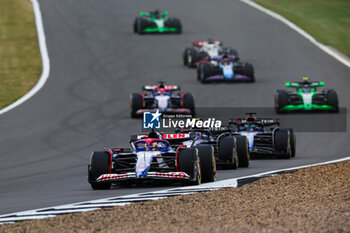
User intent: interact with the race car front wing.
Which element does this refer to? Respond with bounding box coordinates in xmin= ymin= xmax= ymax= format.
xmin=96 ymin=171 xmax=190 ymax=182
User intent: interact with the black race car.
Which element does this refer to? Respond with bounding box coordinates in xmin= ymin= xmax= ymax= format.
xmin=220 ymin=113 xmax=296 ymax=159
xmin=172 ymin=128 xmax=250 ymax=168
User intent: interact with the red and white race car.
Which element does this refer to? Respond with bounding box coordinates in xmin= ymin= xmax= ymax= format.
xmin=130 ymin=81 xmax=195 ymax=118
xmin=183 ymin=39 xmax=239 ymax=68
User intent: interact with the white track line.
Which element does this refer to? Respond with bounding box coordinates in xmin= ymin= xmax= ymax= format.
xmin=1 ymin=155 xmax=349 ymax=225
xmin=240 ymin=0 xmax=350 ymax=68
xmin=0 ymin=0 xmax=50 ymax=116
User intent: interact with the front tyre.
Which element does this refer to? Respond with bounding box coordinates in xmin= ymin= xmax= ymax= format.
xmin=274 ymin=128 xmax=291 ymax=159
xmin=88 ymin=151 xmax=112 ymax=190
xmin=197 ymin=145 xmax=216 ymax=182
xmin=275 ymin=90 xmax=289 ymax=113
xmin=198 ymin=63 xmax=211 ymax=83
xmin=327 ymin=89 xmax=339 ymax=113
xmin=177 ymin=148 xmax=201 ymax=185
xmin=243 ymin=63 xmax=255 ymax=82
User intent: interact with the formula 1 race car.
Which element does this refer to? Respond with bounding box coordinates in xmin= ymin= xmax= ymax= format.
xmin=133 ymin=10 xmax=182 ymax=34
xmin=183 ymin=39 xmax=239 ymax=68
xmin=130 ymin=82 xmax=195 ymax=118
xmin=173 ymin=128 xmax=249 ymax=168
xmin=88 ymin=131 xmax=216 ymax=189
xmin=197 ymin=55 xmax=255 ymax=83
xmin=275 ymin=77 xmax=339 ymax=113
xmin=222 ymin=113 xmax=296 ymax=159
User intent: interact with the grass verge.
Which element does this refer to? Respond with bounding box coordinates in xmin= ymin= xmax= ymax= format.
xmin=0 ymin=0 xmax=41 ymax=110
xmin=253 ymin=0 xmax=350 ymax=57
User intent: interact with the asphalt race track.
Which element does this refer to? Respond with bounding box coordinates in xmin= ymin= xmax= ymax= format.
xmin=0 ymin=0 xmax=349 ymax=215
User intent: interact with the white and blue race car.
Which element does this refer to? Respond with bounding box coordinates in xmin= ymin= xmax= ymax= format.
xmin=88 ymin=131 xmax=216 ymax=189
xmin=197 ymin=55 xmax=255 ymax=83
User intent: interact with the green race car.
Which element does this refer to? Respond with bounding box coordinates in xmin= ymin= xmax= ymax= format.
xmin=133 ymin=10 xmax=182 ymax=34
xmin=274 ymin=77 xmax=339 ymax=113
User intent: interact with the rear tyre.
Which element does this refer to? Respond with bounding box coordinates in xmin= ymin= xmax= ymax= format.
xmin=183 ymin=48 xmax=190 ymax=66
xmin=183 ymin=48 xmax=198 ymax=67
xmin=219 ymin=136 xmax=238 ymax=169
xmin=327 ymin=89 xmax=339 ymax=113
xmin=178 ymin=148 xmax=201 ymax=185
xmin=88 ymin=151 xmax=112 ymax=190
xmin=182 ymin=93 xmax=195 ymax=115
xmin=197 ymin=145 xmax=216 ymax=182
xmin=234 ymin=136 xmax=250 ymax=168
xmin=275 ymin=90 xmax=289 ymax=113
xmin=288 ymin=128 xmax=296 ymax=157
xmin=130 ymin=93 xmax=143 ymax=118
xmin=274 ymin=129 xmax=291 ymax=159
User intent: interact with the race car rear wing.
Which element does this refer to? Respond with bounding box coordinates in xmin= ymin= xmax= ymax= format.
xmin=285 ymin=81 xmax=325 ymax=88
xmin=229 ymin=118 xmax=280 ymax=127
xmin=142 ymin=85 xmax=180 ymax=91
xmin=211 ymin=55 xmax=238 ymax=62
xmin=193 ymin=40 xmax=222 ymax=46
xmin=130 ymin=133 xmax=191 ymax=142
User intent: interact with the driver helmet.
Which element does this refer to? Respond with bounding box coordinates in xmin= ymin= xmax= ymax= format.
xmin=153 ymin=9 xmax=161 ymax=18
xmin=221 ymin=54 xmax=230 ymax=64
xmin=150 ymin=142 xmax=159 ymax=151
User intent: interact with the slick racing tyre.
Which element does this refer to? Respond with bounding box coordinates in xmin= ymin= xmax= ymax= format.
xmin=178 ymin=148 xmax=201 ymax=185
xmin=134 ymin=17 xmax=145 ymax=35
xmin=198 ymin=63 xmax=211 ymax=83
xmin=165 ymin=17 xmax=182 ymax=33
xmin=130 ymin=93 xmax=143 ymax=118
xmin=274 ymin=128 xmax=291 ymax=159
xmin=219 ymin=136 xmax=238 ymax=169
xmin=173 ymin=18 xmax=182 ymax=33
xmin=197 ymin=145 xmax=216 ymax=182
xmin=275 ymin=90 xmax=289 ymax=113
xmin=234 ymin=136 xmax=250 ymax=168
xmin=183 ymin=48 xmax=198 ymax=68
xmin=327 ymin=89 xmax=339 ymax=113
xmin=183 ymin=48 xmax=190 ymax=66
xmin=88 ymin=151 xmax=112 ymax=190
xmin=182 ymin=93 xmax=195 ymax=115
xmin=242 ymin=63 xmax=255 ymax=82
xmin=288 ymin=128 xmax=296 ymax=157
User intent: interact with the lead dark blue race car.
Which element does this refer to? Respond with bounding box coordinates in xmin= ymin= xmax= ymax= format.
xmin=88 ymin=131 xmax=216 ymax=189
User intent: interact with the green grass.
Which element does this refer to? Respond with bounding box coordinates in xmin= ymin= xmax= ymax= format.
xmin=0 ymin=0 xmax=41 ymax=109
xmin=253 ymin=0 xmax=350 ymax=56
